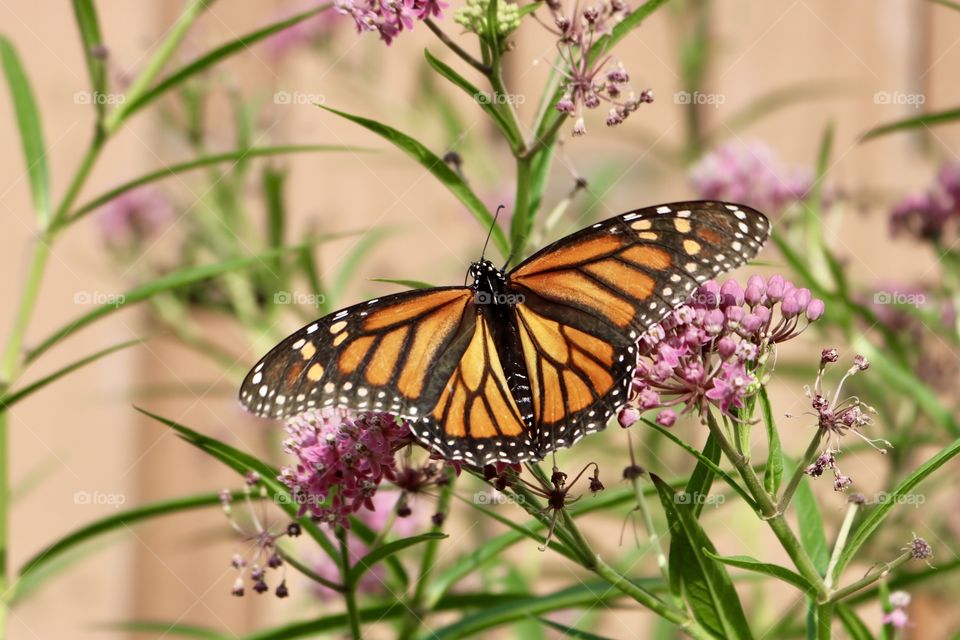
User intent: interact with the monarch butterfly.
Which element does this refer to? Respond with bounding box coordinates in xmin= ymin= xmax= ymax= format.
xmin=240 ymin=201 xmax=770 ymax=466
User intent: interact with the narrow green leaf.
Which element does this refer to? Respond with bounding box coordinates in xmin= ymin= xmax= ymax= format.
xmin=0 ymin=338 xmax=142 ymax=410
xmin=347 ymin=532 xmax=446 ymax=584
xmin=718 ymin=79 xmax=850 ymax=138
xmin=538 ymin=617 xmax=616 ymax=640
xmin=98 ymin=621 xmax=227 ymax=639
xmin=71 ymin=0 xmax=107 ymax=115
xmin=370 ymin=278 xmax=435 ymax=290
xmin=319 ymin=104 xmax=508 ymax=257
xmin=67 ymin=145 xmax=367 ymax=226
xmin=760 ymin=388 xmax=784 ymax=496
xmin=704 ymin=550 xmax=815 ymax=595
xmin=652 ymin=474 xmax=753 ymax=640
xmin=793 ymin=478 xmax=830 ymax=574
xmin=0 ymin=36 xmax=50 ymax=227
xmin=927 ymin=0 xmax=960 ymax=9
xmin=27 ymin=244 xmax=308 ymax=364
xmin=349 ymin=517 xmax=409 ymax=589
xmin=331 ymin=227 xmax=399 ymax=305
xmin=643 ymin=418 xmax=757 ymax=510
xmin=835 ymin=605 xmax=875 ymax=640
xmin=15 ymin=491 xmax=243 ymax=603
xmin=119 ymin=5 xmax=332 ymax=122
xmin=835 ymin=436 xmax=960 ymax=578
xmin=686 ymin=431 xmax=722 ymax=519
xmin=262 ymin=164 xmax=288 ymax=290
xmin=861 ymin=106 xmax=960 ymax=141
xmin=424 ymin=49 xmax=518 ymax=148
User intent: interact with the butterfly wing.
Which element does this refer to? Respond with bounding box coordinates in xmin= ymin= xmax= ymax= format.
xmin=239 ymin=286 xmax=535 ymax=465
xmin=240 ymin=287 xmax=476 ymax=421
xmin=508 ymin=200 xmax=770 ymax=453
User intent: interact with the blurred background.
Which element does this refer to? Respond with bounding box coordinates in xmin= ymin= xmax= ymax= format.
xmin=1 ymin=0 xmax=959 ymax=638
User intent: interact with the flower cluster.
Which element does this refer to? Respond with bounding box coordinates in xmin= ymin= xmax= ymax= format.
xmin=802 ymin=351 xmax=888 ymax=491
xmin=335 ymin=0 xmax=446 ymax=45
xmin=220 ymin=472 xmax=301 ymax=598
xmin=690 ymin=141 xmax=815 ymax=215
xmin=890 ymin=161 xmax=960 ymax=242
xmin=543 ymin=0 xmax=653 ymax=136
xmin=455 ymin=0 xmax=520 ymax=35
xmin=882 ymin=590 xmax=911 ymax=629
xmin=280 ymin=409 xmax=411 ymax=528
xmin=618 ymin=276 xmax=824 ymax=426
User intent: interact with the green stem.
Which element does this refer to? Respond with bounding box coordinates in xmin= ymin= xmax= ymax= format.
xmin=778 ymin=428 xmax=826 ymax=513
xmin=509 ymin=155 xmax=533 ymax=262
xmin=630 ymin=474 xmax=670 ymax=585
xmin=705 ymin=411 xmax=830 ymax=601
xmin=103 ymin=0 xmax=214 ymax=134
xmin=337 ymin=527 xmax=362 ymax=640
xmin=424 ymin=18 xmax=490 ymax=75
xmin=398 ymin=468 xmax=456 ymax=640
xmin=815 ymin=601 xmax=834 ymax=640
xmin=825 ymin=501 xmax=859 ymax=589
xmin=827 ymin=551 xmax=912 ymax=603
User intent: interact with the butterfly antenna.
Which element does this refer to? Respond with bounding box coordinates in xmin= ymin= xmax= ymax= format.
xmin=481 ymin=205 xmax=505 ymax=262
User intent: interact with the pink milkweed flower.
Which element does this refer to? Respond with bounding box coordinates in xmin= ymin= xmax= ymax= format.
xmin=97 ymin=187 xmax=174 ymax=249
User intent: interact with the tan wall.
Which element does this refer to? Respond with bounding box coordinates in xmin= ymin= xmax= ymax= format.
xmin=1 ymin=1 xmax=958 ymax=638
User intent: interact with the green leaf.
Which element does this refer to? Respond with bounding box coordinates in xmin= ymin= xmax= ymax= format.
xmin=703 ymin=551 xmax=815 ymax=595
xmin=347 ymin=532 xmax=446 ymax=584
xmin=0 ymin=337 xmax=142 ymax=410
xmin=136 ymin=408 xmax=339 ymax=561
xmin=98 ymin=621 xmax=227 ymax=639
xmin=760 ymin=388 xmax=784 ymax=497
xmin=370 ymin=278 xmax=435 ymax=290
xmin=652 ymin=474 xmax=753 ymax=640
xmin=71 ymin=0 xmax=107 ymax=116
xmin=66 ymin=145 xmax=367 ymax=226
xmin=27 ymin=244 xmax=309 ymax=364
xmin=835 ymin=604 xmax=875 ymax=640
xmin=643 ymin=418 xmax=757 ymax=510
xmin=718 ymin=79 xmax=850 ymax=139
xmin=686 ymin=431 xmax=722 ymax=520
xmin=0 ymin=36 xmax=51 ymax=227
xmin=793 ymin=478 xmax=830 ymax=574
xmin=424 ymin=49 xmax=518 ymax=149
xmin=118 ymin=5 xmax=331 ymax=123
xmin=331 ymin=227 xmax=399 ymax=306
xmin=861 ymin=106 xmax=960 ymax=141
xmin=538 ymin=617 xmax=616 ymax=640
xmin=348 ymin=517 xmax=409 ymax=589
xmin=319 ymin=104 xmax=509 ymax=258
xmin=834 ymin=436 xmax=960 ymax=579
xmin=14 ymin=490 xmax=243 ymax=603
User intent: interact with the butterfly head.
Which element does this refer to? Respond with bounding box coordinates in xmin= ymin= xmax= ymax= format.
xmin=469 ymin=259 xmax=509 ymax=304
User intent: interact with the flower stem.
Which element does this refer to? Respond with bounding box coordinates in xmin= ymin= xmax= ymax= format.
xmin=778 ymin=428 xmax=825 ymax=513
xmin=424 ymin=18 xmax=490 ymax=75
xmin=629 ymin=473 xmax=671 ymax=584
xmin=827 ymin=551 xmax=912 ymax=603
xmin=509 ymin=155 xmax=533 ymax=262
xmin=337 ymin=527 xmax=362 ymax=640
xmin=825 ymin=501 xmax=859 ymax=589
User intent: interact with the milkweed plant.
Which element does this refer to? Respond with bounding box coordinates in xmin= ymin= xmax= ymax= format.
xmin=1 ymin=0 xmax=959 ymax=638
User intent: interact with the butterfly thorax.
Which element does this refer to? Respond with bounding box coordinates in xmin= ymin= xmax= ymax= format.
xmin=469 ymin=259 xmax=536 ymax=429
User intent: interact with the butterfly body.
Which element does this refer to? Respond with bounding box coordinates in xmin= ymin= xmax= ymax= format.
xmin=241 ymin=201 xmax=771 ymax=466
